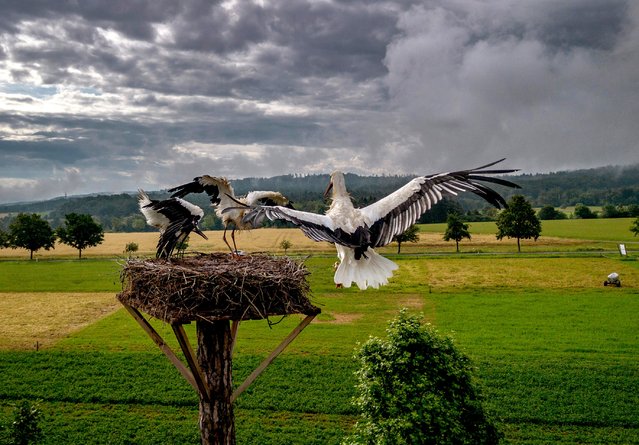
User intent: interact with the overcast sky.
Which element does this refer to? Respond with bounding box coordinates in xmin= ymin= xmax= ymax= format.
xmin=1 ymin=0 xmax=638 ymax=204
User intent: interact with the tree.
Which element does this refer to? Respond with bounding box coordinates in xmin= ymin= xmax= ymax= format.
xmin=345 ymin=309 xmax=502 ymax=445
xmin=279 ymin=239 xmax=292 ymax=254
xmin=496 ymin=195 xmax=541 ymax=252
xmin=443 ymin=213 xmax=471 ymax=252
xmin=573 ymin=204 xmax=597 ymax=219
xmin=0 ymin=229 xmax=9 ymax=248
xmin=393 ymin=224 xmax=420 ymax=254
xmin=631 ymin=217 xmax=639 ymax=237
xmin=56 ymin=213 xmax=104 ymax=259
xmin=537 ymin=205 xmax=567 ymax=220
xmin=8 ymin=213 xmax=56 ymax=260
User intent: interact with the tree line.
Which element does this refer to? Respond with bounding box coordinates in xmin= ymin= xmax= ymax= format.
xmin=2 ymin=194 xmax=638 ymax=259
xmin=1 ymin=163 xmax=638 ymax=233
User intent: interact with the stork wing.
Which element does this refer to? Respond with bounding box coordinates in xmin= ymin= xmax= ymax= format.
xmin=146 ymin=198 xmax=203 ymax=258
xmin=168 ymin=175 xmax=231 ymax=206
xmin=360 ymin=159 xmax=520 ymax=248
xmin=245 ymin=191 xmax=294 ymax=208
xmin=243 ymin=205 xmax=361 ymax=246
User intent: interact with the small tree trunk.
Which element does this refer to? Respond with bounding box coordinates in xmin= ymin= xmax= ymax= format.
xmin=79 ymin=249 xmax=82 ymax=259
xmin=30 ymin=249 xmax=34 ymax=260
xmin=517 ymin=237 xmax=521 ymax=252
xmin=197 ymin=320 xmax=236 ymax=445
xmin=397 ymin=241 xmax=401 ymax=254
xmin=455 ymin=240 xmax=459 ymax=253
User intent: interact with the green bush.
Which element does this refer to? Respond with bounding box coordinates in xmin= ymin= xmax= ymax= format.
xmin=345 ymin=309 xmax=501 ymax=445
xmin=2 ymin=400 xmax=43 ymax=445
xmin=124 ymin=242 xmax=139 ymax=256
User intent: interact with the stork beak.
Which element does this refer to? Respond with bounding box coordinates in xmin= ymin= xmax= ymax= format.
xmin=323 ymin=179 xmax=333 ymax=199
xmin=193 ymin=226 xmax=208 ymax=240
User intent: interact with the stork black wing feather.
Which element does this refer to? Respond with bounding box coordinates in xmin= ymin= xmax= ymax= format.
xmin=466 ymin=175 xmax=521 ymax=189
xmin=167 ymin=178 xmax=205 ymax=198
xmin=168 ymin=177 xmax=221 ymax=205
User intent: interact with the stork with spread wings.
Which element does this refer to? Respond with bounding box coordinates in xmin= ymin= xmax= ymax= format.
xmin=242 ymin=159 xmax=520 ymax=290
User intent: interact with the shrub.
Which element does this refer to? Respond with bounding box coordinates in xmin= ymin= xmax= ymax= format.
xmin=124 ymin=242 xmax=139 ymax=257
xmin=3 ymin=400 xmax=43 ymax=445
xmin=573 ymin=204 xmax=597 ymax=219
xmin=345 ymin=309 xmax=502 ymax=445
xmin=537 ymin=205 xmax=567 ymax=220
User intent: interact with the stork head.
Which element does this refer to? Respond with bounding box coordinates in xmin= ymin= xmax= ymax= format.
xmin=191 ymin=221 xmax=208 ymax=240
xmin=324 ymin=170 xmax=346 ymax=199
xmin=177 ymin=198 xmax=208 ymax=240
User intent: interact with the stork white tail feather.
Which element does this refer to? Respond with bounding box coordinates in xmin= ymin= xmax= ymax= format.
xmin=334 ymin=245 xmax=398 ymax=289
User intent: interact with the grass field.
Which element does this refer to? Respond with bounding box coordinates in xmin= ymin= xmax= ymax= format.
xmin=1 ymin=220 xmax=639 ymax=443
xmin=420 ymin=217 xmax=639 ymax=242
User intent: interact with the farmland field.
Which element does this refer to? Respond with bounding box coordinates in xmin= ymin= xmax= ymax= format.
xmin=1 ymin=220 xmax=639 ymax=444
xmin=1 ymin=218 xmax=638 ymax=261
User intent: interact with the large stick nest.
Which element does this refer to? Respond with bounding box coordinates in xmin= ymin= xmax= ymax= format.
xmin=117 ymin=253 xmax=319 ymax=323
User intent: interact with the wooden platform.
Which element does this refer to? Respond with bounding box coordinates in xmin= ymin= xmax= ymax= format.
xmin=116 ymin=253 xmax=320 ymax=444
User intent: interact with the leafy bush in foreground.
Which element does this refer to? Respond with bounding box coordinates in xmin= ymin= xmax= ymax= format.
xmin=345 ymin=309 xmax=501 ymax=445
xmin=1 ymin=400 xmax=44 ymax=445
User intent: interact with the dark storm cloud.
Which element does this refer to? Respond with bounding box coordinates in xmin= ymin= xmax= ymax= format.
xmin=383 ymin=0 xmax=639 ymax=173
xmin=0 ymin=0 xmax=638 ymax=203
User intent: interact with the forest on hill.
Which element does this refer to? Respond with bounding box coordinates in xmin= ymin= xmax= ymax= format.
xmin=1 ymin=164 xmax=638 ymax=232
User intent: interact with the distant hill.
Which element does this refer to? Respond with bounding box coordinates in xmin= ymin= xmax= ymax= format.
xmin=1 ymin=164 xmax=638 ymax=232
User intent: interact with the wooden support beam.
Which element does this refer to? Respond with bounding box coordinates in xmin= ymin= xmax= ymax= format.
xmin=172 ymin=323 xmax=211 ymax=402
xmin=122 ymin=304 xmax=199 ymax=395
xmin=231 ymin=314 xmax=316 ymax=402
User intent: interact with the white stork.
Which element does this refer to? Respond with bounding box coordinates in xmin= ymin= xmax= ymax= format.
xmin=138 ymin=190 xmax=208 ymax=259
xmin=242 ymin=159 xmax=520 ymax=290
xmin=167 ymin=175 xmax=293 ymax=254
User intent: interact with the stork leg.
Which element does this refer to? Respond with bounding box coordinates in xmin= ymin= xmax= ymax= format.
xmin=231 ymin=229 xmax=239 ymax=255
xmin=222 ymin=227 xmax=235 ymax=255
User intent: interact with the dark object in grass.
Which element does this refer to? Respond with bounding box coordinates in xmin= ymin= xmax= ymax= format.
xmin=117 ymin=253 xmax=319 ymax=324
xmin=603 ymin=272 xmax=621 ymax=287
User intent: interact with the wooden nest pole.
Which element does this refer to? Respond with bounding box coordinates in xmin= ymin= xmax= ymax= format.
xmin=117 ymin=253 xmax=320 ymax=445
xmin=197 ymin=320 xmax=235 ymax=443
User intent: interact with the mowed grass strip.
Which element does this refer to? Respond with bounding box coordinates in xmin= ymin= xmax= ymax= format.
xmin=0 ymin=259 xmax=122 ymax=292
xmin=0 ymin=292 xmax=120 ymax=350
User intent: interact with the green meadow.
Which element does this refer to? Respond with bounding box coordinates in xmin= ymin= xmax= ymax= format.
xmin=1 ymin=219 xmax=639 ymax=444
xmin=421 ymin=217 xmax=639 ymax=242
